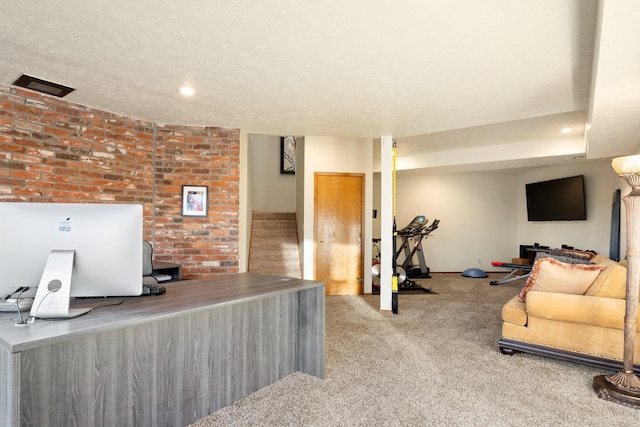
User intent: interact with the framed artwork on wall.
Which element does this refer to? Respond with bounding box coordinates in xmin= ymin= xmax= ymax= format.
xmin=182 ymin=185 xmax=208 ymax=217
xmin=280 ymin=136 xmax=296 ymax=174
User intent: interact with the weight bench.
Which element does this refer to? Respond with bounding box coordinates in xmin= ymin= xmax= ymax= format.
xmin=489 ymin=261 xmax=532 ymax=286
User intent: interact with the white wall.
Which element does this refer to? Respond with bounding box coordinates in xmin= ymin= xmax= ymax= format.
xmin=375 ymin=170 xmax=518 ymax=272
xmin=239 ymin=132 xmax=250 ymax=272
xmin=248 ymin=134 xmax=296 ymax=212
xmin=300 ymin=136 xmax=374 ymax=291
xmin=296 ymin=137 xmax=306 ymax=276
xmin=517 ymin=159 xmax=623 ymax=257
xmin=242 ymin=134 xmax=623 ymax=283
xmin=370 ymin=159 xmax=624 ymax=273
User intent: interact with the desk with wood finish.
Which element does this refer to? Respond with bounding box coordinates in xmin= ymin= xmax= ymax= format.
xmin=0 ymin=273 xmax=325 ymax=427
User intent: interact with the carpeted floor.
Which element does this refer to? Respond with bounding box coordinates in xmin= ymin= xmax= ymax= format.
xmin=188 ymin=273 xmax=639 ymax=426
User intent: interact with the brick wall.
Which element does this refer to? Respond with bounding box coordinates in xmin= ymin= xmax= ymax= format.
xmin=0 ymin=85 xmax=239 ymax=279
xmin=153 ymin=125 xmax=240 ymax=278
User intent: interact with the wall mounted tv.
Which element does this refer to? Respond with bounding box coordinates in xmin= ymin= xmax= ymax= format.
xmin=526 ymin=175 xmax=586 ymax=221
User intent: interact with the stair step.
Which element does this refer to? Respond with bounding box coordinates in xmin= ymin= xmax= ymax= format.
xmin=251 ymin=228 xmax=298 ymax=239
xmin=249 ymin=259 xmax=301 ymax=269
xmin=252 ymin=212 xmax=296 ymax=220
xmin=249 ymin=211 xmax=301 ymax=278
xmin=251 ymin=239 xmax=298 ymax=248
xmin=249 ymin=250 xmax=299 ymax=260
xmin=251 ymin=219 xmax=297 ymax=229
xmin=251 ymin=269 xmax=301 ymax=277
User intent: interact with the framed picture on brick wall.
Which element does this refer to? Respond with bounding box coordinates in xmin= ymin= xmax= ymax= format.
xmin=182 ymin=185 xmax=208 ymax=217
xmin=280 ymin=136 xmax=296 ymax=174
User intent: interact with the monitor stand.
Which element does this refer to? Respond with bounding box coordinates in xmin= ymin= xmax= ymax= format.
xmin=30 ymin=250 xmax=92 ymax=319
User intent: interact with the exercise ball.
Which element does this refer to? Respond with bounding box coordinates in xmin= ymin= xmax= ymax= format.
xmin=461 ymin=268 xmax=488 ymax=278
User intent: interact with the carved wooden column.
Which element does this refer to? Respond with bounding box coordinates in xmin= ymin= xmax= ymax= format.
xmin=594 ymin=155 xmax=640 ymax=405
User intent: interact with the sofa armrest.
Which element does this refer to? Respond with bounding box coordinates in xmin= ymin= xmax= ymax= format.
xmin=502 ymin=295 xmax=527 ymax=326
xmin=526 ymin=291 xmax=628 ymax=329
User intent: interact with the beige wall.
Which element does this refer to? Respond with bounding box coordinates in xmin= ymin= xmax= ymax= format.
xmin=371 ymin=159 xmax=622 ymax=273
xmin=376 ymin=170 xmax=517 ymax=272
xmin=243 ymin=135 xmax=620 ymax=281
xmin=299 ymin=136 xmax=374 ymax=291
xmin=248 ymin=134 xmax=297 ymax=212
xmin=516 ymin=159 xmax=622 ymax=257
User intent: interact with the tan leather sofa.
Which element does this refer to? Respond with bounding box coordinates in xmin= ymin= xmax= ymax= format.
xmin=499 ymin=254 xmax=640 ymax=372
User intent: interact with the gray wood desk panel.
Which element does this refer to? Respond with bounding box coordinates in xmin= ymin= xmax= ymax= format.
xmin=0 ymin=273 xmax=325 ymax=427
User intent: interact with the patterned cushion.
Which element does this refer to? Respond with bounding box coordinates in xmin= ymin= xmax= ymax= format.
xmin=549 ymin=248 xmax=595 ymax=261
xmin=535 ymin=251 xmax=594 ymax=265
xmin=518 ymin=257 xmax=605 ymax=303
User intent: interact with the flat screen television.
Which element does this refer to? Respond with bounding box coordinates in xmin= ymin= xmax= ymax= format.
xmin=0 ymin=202 xmax=143 ymax=319
xmin=525 ymin=175 xmax=586 ymax=221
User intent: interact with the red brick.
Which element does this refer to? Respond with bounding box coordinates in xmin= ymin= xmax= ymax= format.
xmin=1 ymin=85 xmax=240 ymax=279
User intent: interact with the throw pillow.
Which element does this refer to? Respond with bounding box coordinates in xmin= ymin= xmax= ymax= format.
xmin=518 ymin=257 xmax=605 ymax=303
xmin=549 ymin=248 xmax=595 ymax=261
xmin=585 ymin=256 xmax=627 ymax=299
xmin=534 ymin=252 xmax=594 ymax=265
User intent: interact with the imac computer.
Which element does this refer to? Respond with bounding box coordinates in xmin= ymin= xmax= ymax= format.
xmin=0 ymin=202 xmax=143 ymax=319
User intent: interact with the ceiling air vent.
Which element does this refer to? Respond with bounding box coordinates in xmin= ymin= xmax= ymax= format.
xmin=12 ymin=74 xmax=75 ymax=97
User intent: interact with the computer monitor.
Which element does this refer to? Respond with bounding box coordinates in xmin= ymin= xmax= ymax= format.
xmin=0 ymin=202 xmax=143 ymax=319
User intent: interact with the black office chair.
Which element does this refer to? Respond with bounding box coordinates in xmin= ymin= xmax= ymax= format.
xmin=142 ymin=240 xmax=158 ymax=285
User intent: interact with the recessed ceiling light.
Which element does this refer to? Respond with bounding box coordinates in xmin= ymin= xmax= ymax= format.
xmin=561 ymin=127 xmax=571 ymax=134
xmin=179 ymin=86 xmax=195 ymax=96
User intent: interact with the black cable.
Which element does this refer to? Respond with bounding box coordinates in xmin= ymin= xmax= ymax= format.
xmin=4 ymin=286 xmax=29 ymax=300
xmin=91 ymin=298 xmax=125 ymax=309
xmin=34 ymin=298 xmax=126 ymax=322
xmin=16 ymin=294 xmax=124 ymax=325
xmin=13 ymin=287 xmax=31 ymax=326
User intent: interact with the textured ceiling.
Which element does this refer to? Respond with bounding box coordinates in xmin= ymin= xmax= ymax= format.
xmin=1 ymin=1 xmax=639 ymax=171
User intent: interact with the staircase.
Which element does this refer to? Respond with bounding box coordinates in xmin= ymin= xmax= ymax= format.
xmin=248 ymin=212 xmax=302 ymax=278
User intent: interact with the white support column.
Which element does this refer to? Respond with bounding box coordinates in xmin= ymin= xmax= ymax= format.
xmin=379 ymin=136 xmax=394 ymax=312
